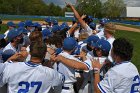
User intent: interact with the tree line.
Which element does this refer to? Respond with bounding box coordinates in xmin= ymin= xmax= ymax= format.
xmin=0 ymin=0 xmax=126 ymax=18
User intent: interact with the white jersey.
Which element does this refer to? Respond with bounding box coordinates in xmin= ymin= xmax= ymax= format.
xmin=77 ymin=41 xmax=87 ymax=54
xmin=74 ymin=29 xmax=80 ymax=39
xmin=96 ymin=25 xmax=105 ymax=39
xmin=98 ymin=61 xmax=140 ymax=93
xmin=84 ymin=25 xmax=93 ymax=36
xmin=0 ymin=62 xmax=64 ymax=93
xmin=57 ymin=51 xmax=92 ymax=93
xmin=57 ymin=52 xmax=92 ymax=83
xmin=86 ymin=51 xmax=94 ymax=60
xmin=106 ymin=37 xmax=115 ymax=62
xmin=4 ymin=30 xmax=9 ymax=39
xmin=3 ymin=43 xmax=21 ymax=53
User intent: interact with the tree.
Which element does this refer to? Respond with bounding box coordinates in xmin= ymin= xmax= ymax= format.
xmin=0 ymin=0 xmax=64 ymax=16
xmin=102 ymin=0 xmax=126 ymax=18
xmin=76 ymin=0 xmax=102 ymax=17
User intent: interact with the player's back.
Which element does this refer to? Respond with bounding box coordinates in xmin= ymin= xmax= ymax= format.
xmin=1 ymin=62 xmax=64 ymax=93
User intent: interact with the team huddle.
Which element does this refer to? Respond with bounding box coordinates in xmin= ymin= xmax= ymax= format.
xmin=0 ymin=3 xmax=139 ymax=93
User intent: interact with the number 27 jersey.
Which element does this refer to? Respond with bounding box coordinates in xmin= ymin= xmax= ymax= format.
xmin=0 ymin=62 xmax=64 ymax=93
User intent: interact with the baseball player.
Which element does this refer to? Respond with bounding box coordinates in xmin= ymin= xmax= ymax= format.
xmin=51 ymin=37 xmax=93 ymax=93
xmin=0 ymin=34 xmax=6 ymax=63
xmin=96 ymin=19 xmax=107 ymax=39
xmin=25 ymin=20 xmax=35 ymax=36
xmin=78 ymin=39 xmax=111 ymax=93
xmin=4 ymin=21 xmax=16 ymax=38
xmin=3 ymin=29 xmax=23 ymax=53
xmin=45 ymin=17 xmax=53 ymax=31
xmin=93 ymin=38 xmax=140 ymax=93
xmin=0 ymin=42 xmax=64 ymax=93
xmin=104 ymin=22 xmax=116 ymax=62
xmin=66 ymin=3 xmax=96 ymax=37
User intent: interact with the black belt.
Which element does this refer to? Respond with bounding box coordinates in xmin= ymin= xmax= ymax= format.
xmin=76 ymin=70 xmax=83 ymax=73
xmin=88 ymin=81 xmax=91 ymax=83
xmin=62 ymin=86 xmax=70 ymax=90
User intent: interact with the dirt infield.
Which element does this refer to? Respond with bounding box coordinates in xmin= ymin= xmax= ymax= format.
xmin=2 ymin=20 xmax=140 ymax=33
xmin=115 ymin=25 xmax=140 ymax=33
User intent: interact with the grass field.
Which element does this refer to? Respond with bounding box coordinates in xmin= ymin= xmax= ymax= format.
xmin=0 ymin=24 xmax=140 ymax=72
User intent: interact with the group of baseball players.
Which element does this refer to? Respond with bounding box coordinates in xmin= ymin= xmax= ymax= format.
xmin=0 ymin=3 xmax=139 ymax=93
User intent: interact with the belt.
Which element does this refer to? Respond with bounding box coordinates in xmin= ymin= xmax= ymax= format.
xmin=88 ymin=81 xmax=91 ymax=83
xmin=76 ymin=70 xmax=83 ymax=73
xmin=62 ymin=86 xmax=70 ymax=90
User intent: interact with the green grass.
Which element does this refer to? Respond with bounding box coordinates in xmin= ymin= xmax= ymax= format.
xmin=0 ymin=24 xmax=7 ymax=34
xmin=0 ymin=24 xmax=140 ymax=72
xmin=115 ymin=30 xmax=140 ymax=72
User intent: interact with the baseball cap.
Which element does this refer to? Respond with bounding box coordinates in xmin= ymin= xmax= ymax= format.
xmin=60 ymin=22 xmax=69 ymax=31
xmin=94 ymin=39 xmax=111 ymax=52
xmin=53 ymin=20 xmax=58 ymax=25
xmin=89 ymin=22 xmax=96 ymax=30
xmin=99 ymin=18 xmax=107 ymax=25
xmin=42 ymin=29 xmax=52 ymax=39
xmin=25 ymin=20 xmax=34 ymax=27
xmin=63 ymin=37 xmax=77 ymax=50
xmin=7 ymin=28 xmax=23 ymax=42
xmin=0 ymin=34 xmax=5 ymax=40
xmin=72 ymin=18 xmax=76 ymax=22
xmin=18 ymin=22 xmax=25 ymax=27
xmin=2 ymin=49 xmax=15 ymax=62
xmin=7 ymin=21 xmax=16 ymax=27
xmin=33 ymin=22 xmax=41 ymax=28
xmin=84 ymin=35 xmax=99 ymax=46
xmin=45 ymin=17 xmax=52 ymax=23
xmin=17 ymin=27 xmax=28 ymax=34
xmin=52 ymin=25 xmax=60 ymax=33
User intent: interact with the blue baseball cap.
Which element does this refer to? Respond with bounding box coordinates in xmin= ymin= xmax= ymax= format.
xmin=7 ymin=29 xmax=23 ymax=42
xmin=17 ymin=27 xmax=28 ymax=34
xmin=84 ymin=35 xmax=99 ymax=46
xmin=7 ymin=21 xmax=16 ymax=27
xmin=60 ymin=22 xmax=69 ymax=31
xmin=42 ymin=29 xmax=52 ymax=39
xmin=63 ymin=37 xmax=77 ymax=50
xmin=94 ymin=39 xmax=111 ymax=52
xmin=33 ymin=22 xmax=41 ymax=28
xmin=99 ymin=18 xmax=107 ymax=25
xmin=53 ymin=20 xmax=58 ymax=25
xmin=18 ymin=22 xmax=25 ymax=27
xmin=89 ymin=22 xmax=96 ymax=30
xmin=72 ymin=18 xmax=76 ymax=22
xmin=2 ymin=49 xmax=15 ymax=62
xmin=25 ymin=20 xmax=34 ymax=27
xmin=0 ymin=34 xmax=5 ymax=40
xmin=45 ymin=17 xmax=52 ymax=23
xmin=52 ymin=25 xmax=60 ymax=33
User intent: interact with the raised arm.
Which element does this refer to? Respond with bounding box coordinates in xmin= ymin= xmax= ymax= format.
xmin=68 ymin=15 xmax=86 ymax=35
xmin=66 ymin=3 xmax=87 ymax=29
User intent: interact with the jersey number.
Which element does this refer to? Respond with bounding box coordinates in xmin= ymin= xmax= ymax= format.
xmin=18 ymin=81 xmax=42 ymax=93
xmin=130 ymin=75 xmax=140 ymax=93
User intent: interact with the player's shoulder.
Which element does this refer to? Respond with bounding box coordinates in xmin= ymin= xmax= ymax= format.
xmin=110 ymin=61 xmax=139 ymax=78
xmin=39 ymin=64 xmax=59 ymax=75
